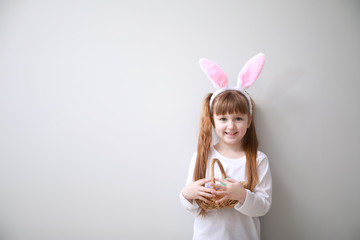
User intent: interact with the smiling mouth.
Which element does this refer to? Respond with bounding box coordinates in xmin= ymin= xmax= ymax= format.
xmin=225 ymin=132 xmax=238 ymax=136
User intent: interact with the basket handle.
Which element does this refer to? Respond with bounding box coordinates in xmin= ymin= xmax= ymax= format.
xmin=210 ymin=158 xmax=227 ymax=185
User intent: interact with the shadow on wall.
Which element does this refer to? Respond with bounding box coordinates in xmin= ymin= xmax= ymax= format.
xmin=255 ymin=68 xmax=306 ymax=239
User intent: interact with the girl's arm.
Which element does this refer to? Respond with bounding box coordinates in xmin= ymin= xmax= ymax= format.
xmin=180 ymin=153 xmax=215 ymax=213
xmin=234 ymin=152 xmax=272 ymax=217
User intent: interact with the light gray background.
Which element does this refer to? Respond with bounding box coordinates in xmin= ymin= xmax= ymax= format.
xmin=1 ymin=0 xmax=360 ymax=239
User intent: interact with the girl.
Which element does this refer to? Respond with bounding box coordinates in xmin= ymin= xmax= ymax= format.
xmin=180 ymin=53 xmax=272 ymax=240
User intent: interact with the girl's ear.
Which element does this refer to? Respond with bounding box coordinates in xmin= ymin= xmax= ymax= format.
xmin=199 ymin=58 xmax=228 ymax=89
xmin=237 ymin=53 xmax=265 ymax=89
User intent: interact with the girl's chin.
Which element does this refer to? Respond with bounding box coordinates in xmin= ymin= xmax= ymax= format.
xmin=221 ymin=138 xmax=242 ymax=145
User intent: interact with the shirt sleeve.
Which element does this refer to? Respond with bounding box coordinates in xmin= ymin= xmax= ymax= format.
xmin=234 ymin=152 xmax=272 ymax=217
xmin=179 ymin=153 xmax=200 ymax=213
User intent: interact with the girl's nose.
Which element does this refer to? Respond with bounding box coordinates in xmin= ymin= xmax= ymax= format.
xmin=228 ymin=121 xmax=235 ymax=128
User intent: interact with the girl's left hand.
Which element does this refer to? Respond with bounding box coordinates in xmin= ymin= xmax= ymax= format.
xmin=211 ymin=178 xmax=247 ymax=205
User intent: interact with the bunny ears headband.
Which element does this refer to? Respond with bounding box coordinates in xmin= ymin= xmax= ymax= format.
xmin=199 ymin=52 xmax=265 ymax=115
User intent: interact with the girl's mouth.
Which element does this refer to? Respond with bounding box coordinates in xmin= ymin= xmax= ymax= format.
xmin=225 ymin=132 xmax=238 ymax=136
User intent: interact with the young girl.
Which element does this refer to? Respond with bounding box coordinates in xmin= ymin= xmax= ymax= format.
xmin=180 ymin=53 xmax=272 ymax=240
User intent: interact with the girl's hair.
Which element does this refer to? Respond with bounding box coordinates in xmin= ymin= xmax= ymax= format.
xmin=193 ymin=90 xmax=259 ymax=191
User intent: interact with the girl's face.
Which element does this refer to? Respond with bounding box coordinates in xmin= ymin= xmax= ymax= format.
xmin=213 ymin=112 xmax=251 ymax=147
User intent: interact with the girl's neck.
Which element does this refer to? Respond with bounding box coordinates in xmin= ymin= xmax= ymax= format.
xmin=214 ymin=142 xmax=246 ymax=159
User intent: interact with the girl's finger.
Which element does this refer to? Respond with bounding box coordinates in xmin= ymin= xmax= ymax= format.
xmin=199 ymin=191 xmax=216 ymax=199
xmin=198 ymin=196 xmax=212 ymax=204
xmin=198 ymin=178 xmax=212 ymax=185
xmin=225 ymin=178 xmax=237 ymax=183
xmin=215 ymin=195 xmax=228 ymax=204
xmin=214 ymin=190 xmax=226 ymax=196
xmin=200 ymin=186 xmax=216 ymax=194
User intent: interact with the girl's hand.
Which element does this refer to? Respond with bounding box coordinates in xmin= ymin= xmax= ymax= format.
xmin=182 ymin=178 xmax=216 ymax=204
xmin=212 ymin=178 xmax=247 ymax=205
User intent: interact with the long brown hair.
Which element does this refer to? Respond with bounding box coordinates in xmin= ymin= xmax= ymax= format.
xmin=193 ymin=90 xmax=259 ymax=191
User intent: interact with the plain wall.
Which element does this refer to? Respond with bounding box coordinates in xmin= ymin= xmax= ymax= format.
xmin=1 ymin=0 xmax=360 ymax=239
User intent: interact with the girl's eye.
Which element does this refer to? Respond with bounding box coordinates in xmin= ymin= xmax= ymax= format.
xmin=220 ymin=118 xmax=227 ymax=121
xmin=236 ymin=117 xmax=242 ymax=121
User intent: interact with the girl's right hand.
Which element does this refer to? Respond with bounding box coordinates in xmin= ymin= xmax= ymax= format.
xmin=181 ymin=179 xmax=216 ymax=204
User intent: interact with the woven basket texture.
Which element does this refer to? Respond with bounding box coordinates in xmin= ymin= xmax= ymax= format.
xmin=196 ymin=158 xmax=249 ymax=210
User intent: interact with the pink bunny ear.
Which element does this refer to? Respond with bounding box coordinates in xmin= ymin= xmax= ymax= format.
xmin=199 ymin=58 xmax=228 ymax=89
xmin=237 ymin=53 xmax=265 ymax=89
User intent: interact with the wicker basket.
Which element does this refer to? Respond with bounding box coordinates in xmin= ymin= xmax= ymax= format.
xmin=196 ymin=158 xmax=249 ymax=211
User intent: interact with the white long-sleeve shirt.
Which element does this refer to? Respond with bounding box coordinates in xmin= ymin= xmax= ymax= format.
xmin=180 ymin=146 xmax=272 ymax=240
